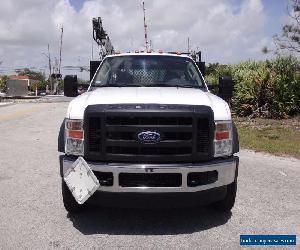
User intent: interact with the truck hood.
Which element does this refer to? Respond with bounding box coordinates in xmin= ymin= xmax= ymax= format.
xmin=67 ymin=87 xmax=231 ymax=120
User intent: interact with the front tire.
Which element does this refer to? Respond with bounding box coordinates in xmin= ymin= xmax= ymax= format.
xmin=62 ymin=179 xmax=86 ymax=214
xmin=212 ymin=180 xmax=237 ymax=212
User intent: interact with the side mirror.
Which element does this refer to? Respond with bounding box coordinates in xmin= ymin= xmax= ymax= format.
xmin=218 ymin=76 xmax=234 ymax=102
xmin=64 ymin=75 xmax=78 ymax=97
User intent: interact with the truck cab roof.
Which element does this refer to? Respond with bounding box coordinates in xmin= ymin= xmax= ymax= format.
xmin=105 ymin=52 xmax=192 ymax=59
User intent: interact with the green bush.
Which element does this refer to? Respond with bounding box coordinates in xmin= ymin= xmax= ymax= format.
xmin=30 ymin=81 xmax=47 ymax=91
xmin=206 ymin=55 xmax=300 ymax=118
xmin=269 ymin=56 xmax=300 ymax=117
xmin=231 ymin=60 xmax=271 ymax=116
xmin=205 ymin=63 xmax=232 ymax=84
xmin=0 ymin=75 xmax=9 ymax=92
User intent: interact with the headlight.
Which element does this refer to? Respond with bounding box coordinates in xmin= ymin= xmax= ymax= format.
xmin=214 ymin=120 xmax=232 ymax=157
xmin=65 ymin=119 xmax=84 ymax=155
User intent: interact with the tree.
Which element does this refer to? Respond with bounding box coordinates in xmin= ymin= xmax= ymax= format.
xmin=17 ymin=68 xmax=47 ymax=92
xmin=18 ymin=68 xmax=45 ymax=82
xmin=273 ymin=0 xmax=300 ymax=54
xmin=0 ymin=75 xmax=9 ymax=92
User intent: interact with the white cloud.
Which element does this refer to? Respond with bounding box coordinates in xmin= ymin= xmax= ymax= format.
xmin=0 ymin=0 xmax=275 ymax=78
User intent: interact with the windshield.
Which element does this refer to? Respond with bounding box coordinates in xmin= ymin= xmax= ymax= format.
xmin=91 ymin=55 xmax=205 ymax=88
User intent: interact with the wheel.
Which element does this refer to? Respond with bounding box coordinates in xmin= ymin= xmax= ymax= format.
xmin=212 ymin=180 xmax=237 ymax=212
xmin=61 ymin=179 xmax=86 ymax=214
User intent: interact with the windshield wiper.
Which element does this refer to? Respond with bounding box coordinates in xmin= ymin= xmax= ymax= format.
xmin=174 ymin=84 xmax=201 ymax=89
xmin=92 ymin=83 xmax=203 ymax=89
xmin=93 ymin=83 xmax=144 ymax=87
xmin=147 ymin=83 xmax=169 ymax=87
xmin=149 ymin=83 xmax=201 ymax=89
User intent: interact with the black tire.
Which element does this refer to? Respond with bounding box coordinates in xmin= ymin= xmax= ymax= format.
xmin=62 ymin=179 xmax=86 ymax=214
xmin=212 ymin=180 xmax=237 ymax=212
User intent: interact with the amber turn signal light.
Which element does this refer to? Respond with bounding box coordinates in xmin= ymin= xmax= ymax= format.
xmin=215 ymin=131 xmax=229 ymax=140
xmin=67 ymin=130 xmax=84 ymax=139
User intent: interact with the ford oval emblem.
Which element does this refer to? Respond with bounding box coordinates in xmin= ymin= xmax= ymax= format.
xmin=137 ymin=131 xmax=161 ymax=144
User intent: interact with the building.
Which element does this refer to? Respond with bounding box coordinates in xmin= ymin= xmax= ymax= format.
xmin=8 ymin=75 xmax=39 ymax=89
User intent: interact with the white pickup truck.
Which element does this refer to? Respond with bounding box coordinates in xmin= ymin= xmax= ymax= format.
xmin=58 ymin=53 xmax=239 ymax=213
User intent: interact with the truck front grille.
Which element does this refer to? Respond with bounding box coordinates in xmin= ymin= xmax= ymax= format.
xmin=197 ymin=118 xmax=210 ymax=153
xmin=84 ymin=104 xmax=214 ymax=163
xmin=105 ymin=115 xmax=194 ymax=160
xmin=88 ymin=117 xmax=102 ymax=152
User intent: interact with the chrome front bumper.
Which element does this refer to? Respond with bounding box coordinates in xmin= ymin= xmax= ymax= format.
xmin=62 ymin=156 xmax=238 ymax=193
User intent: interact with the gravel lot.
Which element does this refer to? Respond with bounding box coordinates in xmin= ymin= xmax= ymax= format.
xmin=0 ymin=99 xmax=299 ymax=249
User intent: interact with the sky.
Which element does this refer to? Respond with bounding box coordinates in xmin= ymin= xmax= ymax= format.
xmin=0 ymin=0 xmax=289 ymax=79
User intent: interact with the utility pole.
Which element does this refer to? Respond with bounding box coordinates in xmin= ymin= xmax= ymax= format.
xmin=142 ymin=2 xmax=149 ymax=51
xmin=42 ymin=44 xmax=53 ymax=93
xmin=59 ymin=24 xmax=63 ymax=74
xmin=187 ymin=37 xmax=190 ymax=54
xmin=47 ymin=44 xmax=52 ymax=93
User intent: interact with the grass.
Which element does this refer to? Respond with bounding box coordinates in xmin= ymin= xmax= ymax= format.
xmin=234 ymin=117 xmax=300 ymax=159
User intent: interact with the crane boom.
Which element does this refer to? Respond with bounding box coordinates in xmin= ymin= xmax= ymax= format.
xmin=92 ymin=17 xmax=114 ymax=59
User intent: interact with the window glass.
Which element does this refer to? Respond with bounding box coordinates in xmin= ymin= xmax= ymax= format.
xmin=92 ymin=55 xmax=205 ymax=88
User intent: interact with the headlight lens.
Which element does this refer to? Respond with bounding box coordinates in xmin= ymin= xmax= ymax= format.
xmin=65 ymin=119 xmax=84 ymax=155
xmin=214 ymin=120 xmax=232 ymax=157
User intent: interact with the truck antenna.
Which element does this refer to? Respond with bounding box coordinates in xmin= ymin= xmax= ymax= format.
xmin=142 ymin=2 xmax=149 ymax=51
